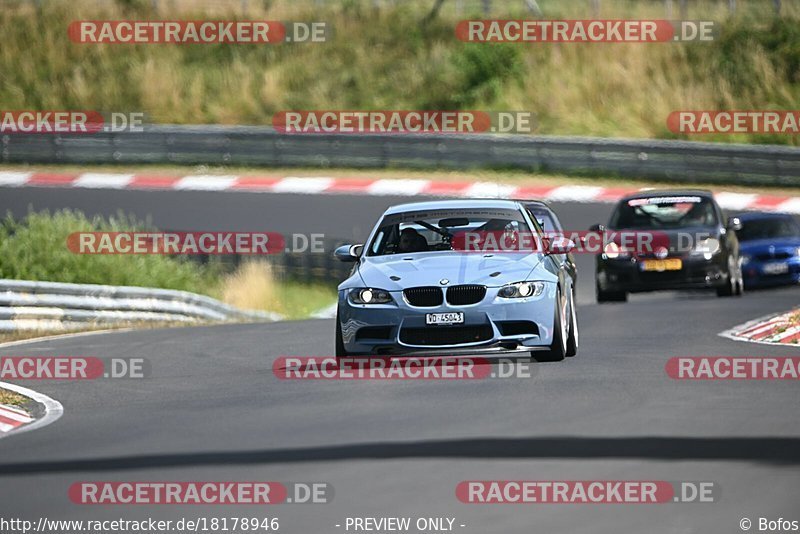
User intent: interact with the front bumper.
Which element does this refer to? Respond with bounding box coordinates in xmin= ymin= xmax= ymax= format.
xmin=596 ymin=254 xmax=728 ymax=293
xmin=742 ymin=258 xmax=800 ymax=288
xmin=338 ymin=284 xmax=557 ymax=355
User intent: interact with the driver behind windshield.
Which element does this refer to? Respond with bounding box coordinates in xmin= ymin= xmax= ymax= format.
xmin=368 ymin=209 xmax=532 ymax=256
xmin=397 ymin=228 xmax=428 ymax=253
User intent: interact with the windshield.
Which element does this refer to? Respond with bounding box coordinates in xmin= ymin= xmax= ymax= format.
xmin=367 ymin=207 xmax=532 ymax=256
xmin=610 ymin=196 xmax=718 ymax=230
xmin=738 ymin=217 xmax=800 ymax=242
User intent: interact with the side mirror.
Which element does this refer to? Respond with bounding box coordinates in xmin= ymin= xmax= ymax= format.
xmin=334 ymin=244 xmax=363 ymax=262
xmin=547 ymin=237 xmax=576 ymax=255
xmin=727 ymin=217 xmax=743 ymax=232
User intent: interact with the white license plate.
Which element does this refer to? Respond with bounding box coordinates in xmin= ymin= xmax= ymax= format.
xmin=426 ymin=312 xmax=464 ymax=325
xmin=763 ymin=262 xmax=789 ymax=275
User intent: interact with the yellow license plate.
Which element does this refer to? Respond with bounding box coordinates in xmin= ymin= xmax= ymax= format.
xmin=641 ymin=259 xmax=682 ymax=271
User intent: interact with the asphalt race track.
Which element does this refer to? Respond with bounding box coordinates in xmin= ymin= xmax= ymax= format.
xmin=1 ymin=186 xmax=799 ymax=533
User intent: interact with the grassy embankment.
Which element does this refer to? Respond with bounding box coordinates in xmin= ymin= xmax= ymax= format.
xmin=0 ymin=0 xmax=797 ymax=145
xmin=0 ymin=210 xmax=337 ymax=324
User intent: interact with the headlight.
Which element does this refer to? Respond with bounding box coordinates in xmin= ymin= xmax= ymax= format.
xmin=498 ymin=281 xmax=545 ymax=298
xmin=692 ymin=237 xmax=720 ymax=260
xmin=350 ymin=288 xmax=393 ymax=304
xmin=603 ymin=242 xmax=631 ymax=259
xmin=741 ymin=254 xmax=751 ymax=266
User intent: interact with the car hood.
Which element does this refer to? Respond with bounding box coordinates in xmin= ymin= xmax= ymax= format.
xmin=357 ymin=251 xmax=544 ymax=290
xmin=740 ymin=237 xmax=800 ymax=254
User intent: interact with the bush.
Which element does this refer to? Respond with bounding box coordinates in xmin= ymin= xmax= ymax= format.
xmin=0 ymin=210 xmax=219 ymax=294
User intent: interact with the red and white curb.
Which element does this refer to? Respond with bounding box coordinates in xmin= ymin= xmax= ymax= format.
xmin=720 ymin=309 xmax=800 ymax=347
xmin=0 ymin=381 xmax=63 ymax=439
xmin=1 ymin=171 xmax=799 ymax=213
xmin=0 ymin=403 xmax=34 ymax=433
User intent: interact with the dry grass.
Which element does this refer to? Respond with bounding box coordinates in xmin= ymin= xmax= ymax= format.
xmin=221 ymin=262 xmax=280 ymax=312
xmin=219 ymin=261 xmax=337 ymax=319
xmin=0 ymin=388 xmax=27 ymax=408
xmin=0 ymin=1 xmax=796 ymax=144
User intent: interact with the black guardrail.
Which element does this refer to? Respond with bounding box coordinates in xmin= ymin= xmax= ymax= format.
xmin=3 ymin=125 xmax=799 ymax=187
xmin=185 ymin=236 xmax=354 ymax=284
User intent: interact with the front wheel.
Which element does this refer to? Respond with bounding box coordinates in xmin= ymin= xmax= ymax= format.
xmin=716 ymin=257 xmax=740 ymax=297
xmin=565 ymin=290 xmax=579 ymax=357
xmin=734 ymin=257 xmax=744 ymax=296
xmin=534 ymin=288 xmax=568 ymax=362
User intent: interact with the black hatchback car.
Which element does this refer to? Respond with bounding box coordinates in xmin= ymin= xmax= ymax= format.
xmin=592 ymin=190 xmax=744 ymax=302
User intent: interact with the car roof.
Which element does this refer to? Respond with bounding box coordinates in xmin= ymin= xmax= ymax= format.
xmin=618 ymin=189 xmax=714 ymax=202
xmin=383 ymin=199 xmax=523 ymax=215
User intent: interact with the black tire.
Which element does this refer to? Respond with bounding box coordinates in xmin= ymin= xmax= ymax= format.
xmin=335 ymin=313 xmax=349 ymax=359
xmin=716 ymin=282 xmax=733 ymax=297
xmin=735 ymin=277 xmax=744 ymax=296
xmin=596 ymin=281 xmax=627 ymax=303
xmin=716 ymin=258 xmax=737 ymax=297
xmin=734 ymin=258 xmax=745 ymax=297
xmin=565 ymin=289 xmax=579 ymax=357
xmin=534 ymin=289 xmax=567 ymax=362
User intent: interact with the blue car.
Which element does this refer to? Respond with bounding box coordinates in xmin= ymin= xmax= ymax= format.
xmin=334 ymin=199 xmax=578 ymax=362
xmin=735 ymin=212 xmax=800 ymax=288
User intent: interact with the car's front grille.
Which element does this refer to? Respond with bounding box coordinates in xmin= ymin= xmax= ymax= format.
xmin=403 ymin=286 xmax=444 ymax=307
xmin=399 ymin=325 xmax=493 ymax=346
xmin=445 ymin=284 xmax=486 ymax=305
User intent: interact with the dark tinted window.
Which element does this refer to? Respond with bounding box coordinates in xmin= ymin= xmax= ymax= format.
xmin=611 ymin=195 xmax=718 ymax=229
xmin=738 ymin=217 xmax=800 ymax=242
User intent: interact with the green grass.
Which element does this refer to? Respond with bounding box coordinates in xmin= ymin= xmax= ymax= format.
xmin=0 ymin=0 xmax=797 ymax=145
xmin=275 ymin=281 xmax=337 ymax=320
